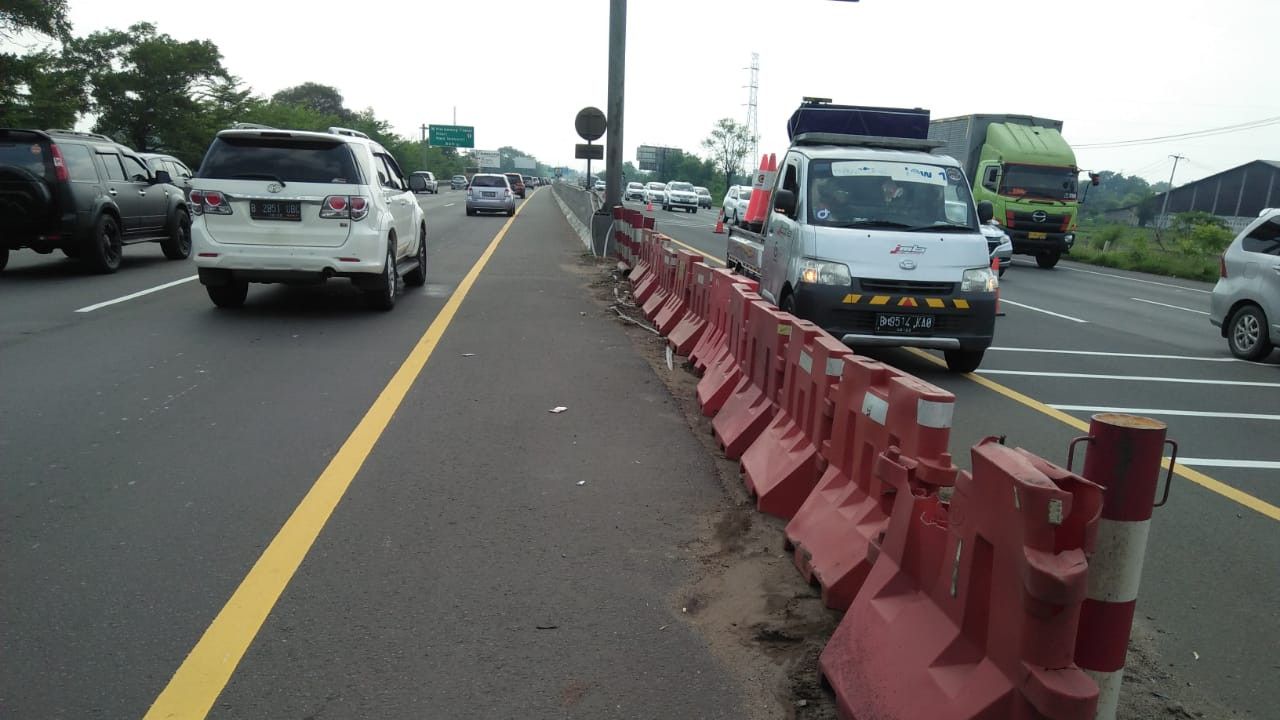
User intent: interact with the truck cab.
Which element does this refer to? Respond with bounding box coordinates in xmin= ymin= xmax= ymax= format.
xmin=727 ymin=103 xmax=999 ymax=373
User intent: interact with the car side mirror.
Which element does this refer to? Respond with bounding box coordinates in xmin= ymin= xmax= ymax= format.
xmin=977 ymin=200 xmax=995 ymax=224
xmin=153 ymin=170 xmax=172 ymax=185
xmin=773 ymin=189 xmax=796 ymax=218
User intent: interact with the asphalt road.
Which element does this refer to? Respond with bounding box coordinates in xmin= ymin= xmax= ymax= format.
xmin=1 ymin=188 xmax=745 ymax=718
xmin=624 ymin=198 xmax=1280 ymax=718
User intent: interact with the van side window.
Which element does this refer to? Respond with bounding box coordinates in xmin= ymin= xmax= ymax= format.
xmin=98 ymin=153 xmax=127 ymax=182
xmin=782 ymin=164 xmax=799 ymax=194
xmin=1242 ymin=217 xmax=1280 ymax=256
xmin=62 ymin=144 xmax=98 ymax=182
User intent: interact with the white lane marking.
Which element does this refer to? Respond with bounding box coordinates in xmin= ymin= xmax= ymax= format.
xmin=1051 ymin=405 xmax=1280 ymax=421
xmin=989 ymin=347 xmax=1239 ymax=362
xmin=999 ymin=299 xmax=1088 ymax=323
xmin=1057 ymin=264 xmax=1212 ymax=294
xmin=978 ymin=369 xmax=1280 ymax=388
xmin=1130 ymin=297 xmax=1210 ymax=315
xmin=75 ymin=275 xmax=199 ymax=313
xmin=1172 ymin=458 xmax=1280 ymax=470
xmin=443 ymin=203 xmax=456 ymax=207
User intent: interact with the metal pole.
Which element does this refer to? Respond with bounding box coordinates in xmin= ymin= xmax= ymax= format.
xmin=604 ymin=0 xmax=626 ymax=212
xmin=453 ymin=106 xmax=456 ymax=125
xmin=1071 ymin=414 xmax=1174 ymax=720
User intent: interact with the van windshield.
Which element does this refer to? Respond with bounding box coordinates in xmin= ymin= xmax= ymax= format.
xmin=805 ymin=159 xmax=978 ymax=231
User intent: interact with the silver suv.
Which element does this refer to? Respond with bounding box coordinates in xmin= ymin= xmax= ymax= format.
xmin=1211 ymin=208 xmax=1280 ymax=359
xmin=190 ymin=126 xmax=427 ymax=311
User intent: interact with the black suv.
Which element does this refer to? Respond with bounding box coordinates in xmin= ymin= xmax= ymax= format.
xmin=0 ymin=128 xmax=192 ymax=273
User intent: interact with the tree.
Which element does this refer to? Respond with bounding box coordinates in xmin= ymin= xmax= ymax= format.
xmin=270 ymin=83 xmax=353 ymax=122
xmin=0 ymin=48 xmax=89 ymax=129
xmin=72 ymin=22 xmax=231 ymax=156
xmin=1 ymin=0 xmax=71 ymax=41
xmin=701 ymin=118 xmax=752 ymax=190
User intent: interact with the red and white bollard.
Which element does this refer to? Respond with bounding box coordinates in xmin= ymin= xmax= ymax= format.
xmin=1070 ymin=413 xmax=1177 ymax=720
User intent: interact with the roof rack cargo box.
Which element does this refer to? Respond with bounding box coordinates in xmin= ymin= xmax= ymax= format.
xmin=786 ymin=102 xmax=931 ymax=142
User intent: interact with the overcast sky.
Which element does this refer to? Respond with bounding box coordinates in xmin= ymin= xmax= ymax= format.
xmin=54 ymin=0 xmax=1280 ymax=185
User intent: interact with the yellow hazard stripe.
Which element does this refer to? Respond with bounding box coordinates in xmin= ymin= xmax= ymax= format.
xmin=925 ymin=298 xmax=945 ymax=308
xmin=842 ymin=294 xmax=862 ymax=304
xmin=953 ymin=299 xmax=970 ymax=309
xmin=869 ymin=295 xmax=891 ymax=306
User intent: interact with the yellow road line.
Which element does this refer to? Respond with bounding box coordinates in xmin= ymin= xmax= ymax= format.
xmin=904 ymin=347 xmax=1280 ymax=522
xmin=663 ymin=236 xmax=726 ymax=265
xmin=145 ymin=192 xmax=531 ymax=720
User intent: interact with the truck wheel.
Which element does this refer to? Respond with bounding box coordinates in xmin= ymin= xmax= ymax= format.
xmin=944 ymin=349 xmax=985 ymax=373
xmin=161 ymin=210 xmax=192 ymax=259
xmin=779 ymin=291 xmax=796 ymax=315
xmin=85 ymin=214 xmax=123 ymax=274
xmin=207 ymin=281 xmax=248 ymax=308
xmin=1036 ymin=252 xmax=1060 ymax=269
xmin=1227 ymin=304 xmax=1273 ymax=360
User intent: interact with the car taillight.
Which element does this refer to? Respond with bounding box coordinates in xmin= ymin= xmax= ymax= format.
xmin=321 ymin=195 xmax=369 ymax=220
xmin=49 ymin=143 xmax=69 ymax=182
xmin=193 ymin=190 xmax=232 ymax=215
xmin=505 ymin=189 xmax=513 ymax=199
xmin=1220 ymin=253 xmax=1228 ymax=279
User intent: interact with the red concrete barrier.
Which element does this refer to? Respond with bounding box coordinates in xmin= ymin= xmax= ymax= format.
xmin=786 ymin=356 xmax=958 ymax=609
xmin=712 ymin=303 xmax=795 ymax=460
xmin=740 ymin=329 xmax=850 ymax=519
xmin=820 ymin=438 xmax=1104 ymax=720
xmin=695 ymin=283 xmax=759 ymax=417
xmin=653 ymin=249 xmax=702 ymax=336
xmin=668 ymin=262 xmax=713 ymax=356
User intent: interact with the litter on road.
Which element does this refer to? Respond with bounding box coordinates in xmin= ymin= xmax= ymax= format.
xmin=549 ymin=406 xmax=568 ymax=414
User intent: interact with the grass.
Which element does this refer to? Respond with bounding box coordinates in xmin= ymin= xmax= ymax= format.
xmin=1067 ymin=222 xmax=1220 ymax=282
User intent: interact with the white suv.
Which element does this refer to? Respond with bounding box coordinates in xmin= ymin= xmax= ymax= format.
xmin=721 ymin=185 xmax=754 ymax=226
xmin=663 ymin=181 xmax=700 ymax=213
xmin=191 ymin=126 xmax=427 ymax=311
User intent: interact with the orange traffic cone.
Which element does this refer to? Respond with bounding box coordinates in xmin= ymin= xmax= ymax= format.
xmin=992 ymin=256 xmax=1005 ymax=316
xmin=713 ymin=208 xmax=725 ymax=234
xmin=646 ymin=198 xmax=654 ymax=213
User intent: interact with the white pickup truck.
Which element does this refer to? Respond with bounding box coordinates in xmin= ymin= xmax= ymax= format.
xmin=726 ymin=101 xmax=999 ymax=372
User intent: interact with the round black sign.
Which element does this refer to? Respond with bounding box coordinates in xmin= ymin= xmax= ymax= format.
xmin=575 ymin=107 xmax=607 ymax=142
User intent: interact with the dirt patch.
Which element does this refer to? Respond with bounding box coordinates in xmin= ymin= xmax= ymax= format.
xmin=571 ymin=252 xmax=1229 ymax=720
xmin=560 ymin=679 xmax=590 ymax=708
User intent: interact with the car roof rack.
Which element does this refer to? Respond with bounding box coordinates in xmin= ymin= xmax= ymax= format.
xmin=229 ymin=122 xmax=275 ymax=130
xmin=45 ymin=129 xmax=115 ymax=143
xmin=792 ymin=132 xmax=943 ymax=152
xmin=328 ymin=126 xmax=370 ymax=139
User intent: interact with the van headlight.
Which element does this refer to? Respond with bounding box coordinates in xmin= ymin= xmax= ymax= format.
xmin=799 ymin=259 xmax=851 ymax=286
xmin=961 ymin=266 xmax=998 ymax=293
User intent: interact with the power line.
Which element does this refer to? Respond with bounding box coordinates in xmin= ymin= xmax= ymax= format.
xmin=1074 ymin=115 xmax=1280 ymax=149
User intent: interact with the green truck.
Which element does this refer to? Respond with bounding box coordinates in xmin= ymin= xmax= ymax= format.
xmin=928 ymin=115 xmax=1080 ymax=268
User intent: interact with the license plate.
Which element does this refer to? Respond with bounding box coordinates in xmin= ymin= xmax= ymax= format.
xmin=483 ymin=191 xmax=495 ymax=198
xmin=875 ymin=313 xmax=935 ymax=334
xmin=1029 ymin=231 xmax=1047 ymax=239
xmin=249 ymin=200 xmax=301 ymax=221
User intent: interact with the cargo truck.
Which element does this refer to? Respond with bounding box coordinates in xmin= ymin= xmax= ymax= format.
xmin=726 ymin=100 xmax=998 ymax=373
xmin=928 ymin=115 xmax=1079 ymax=268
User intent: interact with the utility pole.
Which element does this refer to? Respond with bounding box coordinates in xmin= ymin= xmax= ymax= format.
xmin=1156 ymin=154 xmax=1185 ymax=240
xmin=420 ymin=124 xmax=427 ymax=143
xmin=453 ymin=106 xmax=457 ymax=125
xmin=604 ymin=0 xmax=626 ymax=210
xmin=745 ymin=52 xmax=760 ymax=179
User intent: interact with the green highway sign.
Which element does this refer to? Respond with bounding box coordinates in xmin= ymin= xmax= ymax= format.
xmin=428 ymin=124 xmax=475 ymax=148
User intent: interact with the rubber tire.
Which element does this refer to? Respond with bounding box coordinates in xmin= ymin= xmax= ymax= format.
xmin=85 ymin=214 xmax=123 ymax=274
xmin=1036 ymin=252 xmax=1061 ymax=269
xmin=1226 ymin=304 xmax=1273 ymax=360
xmin=692 ymin=208 xmax=697 ymax=214
xmin=998 ymin=266 xmax=1006 ymax=278
xmin=161 ymin=210 xmax=192 ymax=259
xmin=62 ymin=246 xmax=80 ymax=259
xmin=944 ymin=349 xmax=985 ymax=373
xmin=404 ymin=226 xmax=427 ymax=287
xmin=779 ymin=291 xmax=796 ymax=315
xmin=507 ymin=208 xmax=515 ymax=216
xmin=732 ymin=211 xmax=741 ymax=227
xmin=364 ymin=244 xmax=399 ymax=311
xmin=0 ymin=246 xmax=8 ymax=272
xmin=207 ymin=281 xmax=248 ymax=308
xmin=466 ymin=207 xmax=475 ymax=216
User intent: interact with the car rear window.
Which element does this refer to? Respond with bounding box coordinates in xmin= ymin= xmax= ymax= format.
xmin=198 ymin=136 xmax=361 ymax=184
xmin=61 ymin=144 xmax=99 ymax=182
xmin=505 ymin=174 xmax=523 ymax=183
xmin=473 ymin=176 xmax=506 ymax=188
xmin=0 ymin=136 xmax=51 ymax=180
xmin=1242 ymin=217 xmax=1280 ymax=256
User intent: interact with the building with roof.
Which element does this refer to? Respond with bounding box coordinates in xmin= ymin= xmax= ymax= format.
xmin=1150 ymin=160 xmax=1280 ymax=231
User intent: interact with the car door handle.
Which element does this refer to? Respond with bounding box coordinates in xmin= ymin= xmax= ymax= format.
xmin=137 ymin=190 xmax=147 ymax=196
xmin=109 ymin=188 xmax=118 ymax=196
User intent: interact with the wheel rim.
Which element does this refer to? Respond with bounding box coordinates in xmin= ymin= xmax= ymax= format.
xmin=102 ymin=222 xmax=121 ymax=264
xmin=418 ymin=232 xmax=426 ymax=269
xmin=179 ymin=217 xmax=192 ymax=254
xmin=387 ymin=249 xmax=398 ymax=302
xmin=1234 ymin=313 xmax=1259 ymax=351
